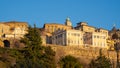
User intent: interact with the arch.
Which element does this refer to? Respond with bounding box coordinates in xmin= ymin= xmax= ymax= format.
xmin=3 ymin=40 xmax=10 ymax=47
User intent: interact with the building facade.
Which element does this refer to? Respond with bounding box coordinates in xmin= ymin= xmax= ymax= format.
xmin=52 ymin=29 xmax=84 ymax=46
xmin=0 ymin=21 xmax=28 ymax=39
xmin=43 ymin=18 xmax=72 ymax=34
xmin=42 ymin=18 xmax=73 ymax=44
xmin=75 ymin=22 xmax=96 ymax=32
xmin=84 ymin=32 xmax=108 ymax=48
xmin=0 ymin=23 xmax=10 ymax=37
xmin=74 ymin=22 xmax=108 ymax=48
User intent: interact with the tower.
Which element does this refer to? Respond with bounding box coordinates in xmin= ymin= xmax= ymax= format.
xmin=112 ymin=24 xmax=117 ymax=31
xmin=65 ymin=17 xmax=72 ymax=26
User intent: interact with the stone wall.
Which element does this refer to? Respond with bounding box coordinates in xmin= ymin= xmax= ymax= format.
xmin=46 ymin=44 xmax=119 ymax=68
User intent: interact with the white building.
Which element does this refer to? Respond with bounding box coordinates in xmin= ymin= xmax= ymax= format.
xmin=52 ymin=29 xmax=84 ymax=46
xmin=84 ymin=32 xmax=108 ymax=48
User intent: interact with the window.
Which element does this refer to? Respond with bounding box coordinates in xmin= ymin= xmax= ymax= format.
xmin=78 ymin=41 xmax=79 ymax=44
xmin=56 ymin=36 xmax=57 ymax=39
xmin=81 ymin=38 xmax=83 ymax=40
xmin=78 ymin=34 xmax=80 ymax=36
xmin=68 ymin=40 xmax=70 ymax=43
xmin=68 ymin=33 xmax=70 ymax=35
xmin=74 ymin=41 xmax=76 ymax=44
xmin=74 ymin=33 xmax=76 ymax=36
xmin=103 ymin=36 xmax=105 ymax=39
xmin=97 ymin=36 xmax=99 ymax=38
xmin=94 ymin=35 xmax=96 ymax=38
xmin=94 ymin=42 xmax=96 ymax=46
xmin=71 ymin=40 xmax=73 ymax=43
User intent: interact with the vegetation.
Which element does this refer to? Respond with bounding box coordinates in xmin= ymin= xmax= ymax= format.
xmin=1 ymin=24 xmax=119 ymax=68
xmin=0 ymin=24 xmax=56 ymax=68
xmin=89 ymin=49 xmax=112 ymax=68
xmin=59 ymin=55 xmax=83 ymax=68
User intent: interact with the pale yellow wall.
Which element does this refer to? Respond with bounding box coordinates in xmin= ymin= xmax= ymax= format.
xmin=52 ymin=29 xmax=83 ymax=46
xmin=92 ymin=32 xmax=107 ymax=48
xmin=84 ymin=32 xmax=108 ymax=48
xmin=98 ymin=29 xmax=108 ymax=38
xmin=0 ymin=24 xmax=10 ymax=35
xmin=44 ymin=24 xmax=72 ymax=33
xmin=82 ymin=26 xmax=95 ymax=32
xmin=12 ymin=27 xmax=27 ymax=35
xmin=0 ymin=22 xmax=28 ymax=39
xmin=66 ymin=30 xmax=83 ymax=46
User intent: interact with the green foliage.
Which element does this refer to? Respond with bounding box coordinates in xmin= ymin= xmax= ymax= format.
xmin=20 ymin=25 xmax=42 ymax=47
xmin=41 ymin=46 xmax=56 ymax=68
xmin=59 ymin=55 xmax=82 ymax=68
xmin=89 ymin=50 xmax=112 ymax=68
xmin=17 ymin=24 xmax=56 ymax=68
xmin=0 ymin=47 xmax=22 ymax=68
xmin=89 ymin=56 xmax=112 ymax=68
xmin=0 ymin=24 xmax=56 ymax=68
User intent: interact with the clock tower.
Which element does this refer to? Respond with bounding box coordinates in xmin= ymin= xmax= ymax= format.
xmin=65 ymin=17 xmax=72 ymax=26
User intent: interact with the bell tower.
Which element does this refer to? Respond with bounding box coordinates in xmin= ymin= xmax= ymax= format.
xmin=65 ymin=17 xmax=72 ymax=26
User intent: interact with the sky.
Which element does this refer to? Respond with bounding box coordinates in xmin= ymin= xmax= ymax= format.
xmin=0 ymin=0 xmax=120 ymax=30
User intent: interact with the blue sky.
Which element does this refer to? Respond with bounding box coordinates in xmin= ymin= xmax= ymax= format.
xmin=0 ymin=0 xmax=120 ymax=30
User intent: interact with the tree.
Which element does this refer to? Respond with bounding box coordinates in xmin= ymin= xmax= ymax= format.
xmin=20 ymin=24 xmax=42 ymax=47
xmin=59 ymin=55 xmax=83 ymax=68
xmin=18 ymin=24 xmax=56 ymax=68
xmin=0 ymin=24 xmax=56 ymax=68
xmin=89 ymin=49 xmax=112 ymax=68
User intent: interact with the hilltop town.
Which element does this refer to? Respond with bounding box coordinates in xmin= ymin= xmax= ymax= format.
xmin=0 ymin=18 xmax=120 ymax=68
xmin=0 ymin=18 xmax=119 ymax=49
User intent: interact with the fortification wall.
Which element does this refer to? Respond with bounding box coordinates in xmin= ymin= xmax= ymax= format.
xmin=46 ymin=44 xmax=119 ymax=68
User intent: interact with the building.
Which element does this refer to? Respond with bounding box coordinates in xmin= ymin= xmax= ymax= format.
xmin=52 ymin=29 xmax=84 ymax=46
xmin=96 ymin=28 xmax=108 ymax=38
xmin=84 ymin=32 xmax=108 ymax=48
xmin=0 ymin=21 xmax=28 ymax=39
xmin=75 ymin=22 xmax=95 ymax=32
xmin=42 ymin=18 xmax=72 ymax=44
xmin=75 ymin=22 xmax=109 ymax=48
xmin=43 ymin=18 xmax=72 ymax=34
xmin=0 ymin=23 xmax=10 ymax=37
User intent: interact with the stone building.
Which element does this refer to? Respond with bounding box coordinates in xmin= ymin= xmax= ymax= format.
xmin=84 ymin=32 xmax=108 ymax=48
xmin=0 ymin=21 xmax=28 ymax=39
xmin=75 ymin=22 xmax=95 ymax=32
xmin=75 ymin=22 xmax=109 ymax=48
xmin=52 ymin=29 xmax=84 ymax=46
xmin=43 ymin=18 xmax=72 ymax=34
xmin=0 ymin=23 xmax=10 ymax=37
xmin=0 ymin=21 xmax=28 ymax=47
xmin=42 ymin=18 xmax=72 ymax=44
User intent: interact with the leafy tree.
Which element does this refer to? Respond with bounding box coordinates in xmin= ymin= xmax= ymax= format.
xmin=20 ymin=24 xmax=42 ymax=47
xmin=89 ymin=49 xmax=112 ymax=68
xmin=39 ymin=46 xmax=56 ymax=68
xmin=59 ymin=55 xmax=83 ymax=68
xmin=0 ymin=24 xmax=56 ymax=68
xmin=18 ymin=24 xmax=56 ymax=68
